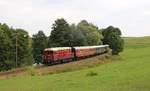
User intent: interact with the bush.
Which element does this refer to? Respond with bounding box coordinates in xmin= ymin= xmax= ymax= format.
xmin=26 ymin=66 xmax=37 ymax=76
xmin=86 ymin=71 xmax=98 ymax=76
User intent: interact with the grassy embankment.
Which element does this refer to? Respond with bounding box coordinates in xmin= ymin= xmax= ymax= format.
xmin=0 ymin=36 xmax=150 ymax=91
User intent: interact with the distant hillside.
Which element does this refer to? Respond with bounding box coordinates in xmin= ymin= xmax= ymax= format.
xmin=124 ymin=36 xmax=150 ymax=48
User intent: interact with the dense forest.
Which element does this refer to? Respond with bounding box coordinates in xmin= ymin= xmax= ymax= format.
xmin=0 ymin=18 xmax=124 ymax=71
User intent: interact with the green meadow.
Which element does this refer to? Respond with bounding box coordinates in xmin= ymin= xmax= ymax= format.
xmin=0 ymin=37 xmax=150 ymax=91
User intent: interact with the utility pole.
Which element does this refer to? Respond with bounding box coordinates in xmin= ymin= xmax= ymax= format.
xmin=14 ymin=32 xmax=27 ymax=68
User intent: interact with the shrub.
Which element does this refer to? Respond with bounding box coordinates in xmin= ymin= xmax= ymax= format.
xmin=26 ymin=66 xmax=37 ymax=76
xmin=86 ymin=71 xmax=98 ymax=76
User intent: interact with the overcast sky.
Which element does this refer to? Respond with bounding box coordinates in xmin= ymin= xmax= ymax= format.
xmin=0 ymin=0 xmax=150 ymax=37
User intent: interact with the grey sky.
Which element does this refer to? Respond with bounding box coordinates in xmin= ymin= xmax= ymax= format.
xmin=0 ymin=0 xmax=150 ymax=36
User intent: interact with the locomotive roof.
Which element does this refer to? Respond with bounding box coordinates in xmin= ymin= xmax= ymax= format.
xmin=44 ymin=47 xmax=71 ymax=51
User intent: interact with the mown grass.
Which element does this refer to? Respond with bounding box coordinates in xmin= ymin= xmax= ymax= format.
xmin=0 ymin=37 xmax=150 ymax=91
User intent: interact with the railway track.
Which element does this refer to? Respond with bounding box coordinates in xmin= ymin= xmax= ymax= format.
xmin=0 ymin=52 xmax=111 ymax=79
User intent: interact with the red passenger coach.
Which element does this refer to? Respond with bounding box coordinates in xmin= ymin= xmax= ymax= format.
xmin=74 ymin=46 xmax=96 ymax=58
xmin=43 ymin=47 xmax=74 ymax=64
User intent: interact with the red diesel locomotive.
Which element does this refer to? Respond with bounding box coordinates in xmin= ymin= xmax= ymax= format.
xmin=42 ymin=45 xmax=109 ymax=64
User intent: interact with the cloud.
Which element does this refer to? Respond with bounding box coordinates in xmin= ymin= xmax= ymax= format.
xmin=0 ymin=0 xmax=150 ymax=36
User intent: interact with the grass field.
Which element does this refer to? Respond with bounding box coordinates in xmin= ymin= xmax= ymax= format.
xmin=0 ymin=37 xmax=150 ymax=91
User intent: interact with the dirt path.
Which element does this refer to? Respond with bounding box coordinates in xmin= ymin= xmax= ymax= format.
xmin=0 ymin=68 xmax=27 ymax=78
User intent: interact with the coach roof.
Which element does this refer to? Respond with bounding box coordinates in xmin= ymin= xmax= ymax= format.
xmin=74 ymin=45 xmax=109 ymax=49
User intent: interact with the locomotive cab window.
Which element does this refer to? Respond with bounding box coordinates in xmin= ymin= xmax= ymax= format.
xmin=48 ymin=51 xmax=53 ymax=54
xmin=44 ymin=51 xmax=53 ymax=55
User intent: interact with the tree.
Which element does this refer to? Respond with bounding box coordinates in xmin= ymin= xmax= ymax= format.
xmin=102 ymin=26 xmax=124 ymax=55
xmin=77 ymin=20 xmax=103 ymax=45
xmin=49 ymin=18 xmax=72 ymax=47
xmin=32 ymin=31 xmax=47 ymax=64
xmin=49 ymin=19 xmax=103 ymax=47
xmin=0 ymin=23 xmax=32 ymax=70
xmin=14 ymin=29 xmax=30 ymax=67
xmin=69 ymin=24 xmax=87 ymax=46
xmin=0 ymin=29 xmax=14 ymax=71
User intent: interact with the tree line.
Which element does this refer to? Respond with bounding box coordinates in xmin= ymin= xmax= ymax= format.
xmin=0 ymin=18 xmax=124 ymax=71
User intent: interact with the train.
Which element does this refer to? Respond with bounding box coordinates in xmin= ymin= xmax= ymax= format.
xmin=42 ymin=45 xmax=109 ymax=65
